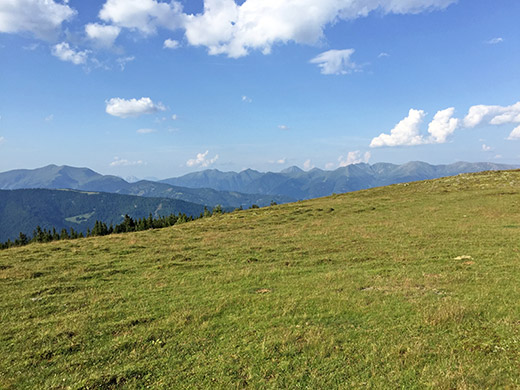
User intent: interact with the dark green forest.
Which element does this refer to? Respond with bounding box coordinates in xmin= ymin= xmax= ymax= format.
xmin=0 ymin=189 xmax=206 ymax=242
xmin=0 ymin=204 xmax=232 ymax=250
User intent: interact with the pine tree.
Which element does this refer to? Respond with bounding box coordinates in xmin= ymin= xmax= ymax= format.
xmin=16 ymin=232 xmax=28 ymax=246
xmin=60 ymin=228 xmax=70 ymax=240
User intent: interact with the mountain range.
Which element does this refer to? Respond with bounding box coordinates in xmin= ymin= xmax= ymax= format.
xmin=0 ymin=161 xmax=517 ymax=242
xmin=160 ymin=161 xmax=519 ymax=199
xmin=0 ymin=165 xmax=293 ymax=208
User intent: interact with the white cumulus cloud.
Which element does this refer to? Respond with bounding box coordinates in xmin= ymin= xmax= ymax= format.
xmin=51 ymin=42 xmax=90 ymax=65
xmin=186 ymin=150 xmax=219 ymax=168
xmin=310 ymin=49 xmax=357 ymax=75
xmin=338 ymin=151 xmax=371 ymax=167
xmin=136 ymin=128 xmax=156 ymax=134
xmin=464 ymin=101 xmax=520 ymax=140
xmin=183 ymin=0 xmax=456 ymax=58
xmin=0 ymin=0 xmax=76 ymax=40
xmin=370 ymin=109 xmax=426 ymax=147
xmin=278 ymin=124 xmax=289 ymax=130
xmin=303 ymin=159 xmax=313 ymax=170
xmin=463 ymin=102 xmax=520 ymax=127
xmin=99 ymin=0 xmax=185 ymax=35
xmin=371 ymin=107 xmax=461 ymax=147
xmin=508 ymin=125 xmax=520 ymax=140
xmin=427 ymin=107 xmax=459 ymax=144
xmin=372 ymin=101 xmax=520 ymax=148
xmin=106 ymin=97 xmax=166 ymax=118
xmin=482 ymin=144 xmax=493 ymax=151
xmin=163 ymin=38 xmax=180 ymax=49
xmin=85 ymin=23 xmax=121 ymax=47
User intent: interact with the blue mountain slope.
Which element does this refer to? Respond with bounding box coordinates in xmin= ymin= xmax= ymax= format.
xmin=160 ymin=161 xmax=519 ymax=199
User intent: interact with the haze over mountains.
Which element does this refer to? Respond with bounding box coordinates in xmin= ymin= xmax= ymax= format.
xmin=160 ymin=161 xmax=518 ymax=199
xmin=0 ymin=165 xmax=293 ymax=208
xmin=1 ymin=162 xmax=516 ymax=203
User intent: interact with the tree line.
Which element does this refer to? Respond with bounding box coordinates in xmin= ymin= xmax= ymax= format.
xmin=0 ymin=204 xmax=231 ymax=250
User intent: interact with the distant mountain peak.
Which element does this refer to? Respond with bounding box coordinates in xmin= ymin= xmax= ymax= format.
xmin=154 ymin=161 xmax=519 ymax=201
xmin=281 ymin=166 xmax=304 ymax=174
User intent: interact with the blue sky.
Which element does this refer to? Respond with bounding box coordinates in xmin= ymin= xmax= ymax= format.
xmin=0 ymin=0 xmax=519 ymax=179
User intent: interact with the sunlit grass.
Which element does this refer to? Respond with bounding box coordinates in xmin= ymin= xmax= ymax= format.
xmin=1 ymin=170 xmax=520 ymax=389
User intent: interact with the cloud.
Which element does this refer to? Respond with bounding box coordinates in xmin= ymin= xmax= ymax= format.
xmin=303 ymin=159 xmax=313 ymax=170
xmin=325 ymin=162 xmax=335 ymax=170
xmin=99 ymin=0 xmax=185 ymax=35
xmin=183 ymin=0 xmax=455 ymax=58
xmin=371 ymin=107 xmax=461 ymax=147
xmin=105 ymin=97 xmax=166 ymax=118
xmin=52 ymin=42 xmax=90 ymax=65
xmin=45 ymin=114 xmax=54 ymax=122
xmin=91 ymin=0 xmax=455 ymax=58
xmin=269 ymin=157 xmax=286 ymax=164
xmin=310 ymin=49 xmax=358 ymax=75
xmin=242 ymin=95 xmax=252 ymax=103
xmin=163 ymin=38 xmax=180 ymax=49
xmin=372 ymin=101 xmax=520 ymax=148
xmin=116 ymin=56 xmax=135 ymax=70
xmin=278 ymin=124 xmax=289 ymax=130
xmin=110 ymin=157 xmax=145 ymax=167
xmin=485 ymin=37 xmax=503 ymax=45
xmin=0 ymin=0 xmax=76 ymax=40
xmin=171 ymin=114 xmax=178 ymax=120
xmin=427 ymin=107 xmax=459 ymax=144
xmin=508 ymin=125 xmax=520 ymax=140
xmin=23 ymin=43 xmax=40 ymax=51
xmin=482 ymin=144 xmax=493 ymax=151
xmin=378 ymin=52 xmax=390 ymax=58
xmin=85 ymin=23 xmax=121 ymax=47
xmin=370 ymin=109 xmax=426 ymax=147
xmin=338 ymin=151 xmax=371 ymax=167
xmin=136 ymin=128 xmax=156 ymax=134
xmin=186 ymin=150 xmax=219 ymax=168
xmin=463 ymin=103 xmax=520 ymax=127
xmin=464 ymin=101 xmax=520 ymax=140
xmin=0 ymin=136 xmax=4 ymax=145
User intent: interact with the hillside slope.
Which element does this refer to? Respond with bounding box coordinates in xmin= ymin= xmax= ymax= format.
xmin=0 ymin=189 xmax=206 ymax=242
xmin=1 ymin=170 xmax=520 ymax=389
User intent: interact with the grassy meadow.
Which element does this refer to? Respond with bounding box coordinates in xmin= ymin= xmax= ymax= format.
xmin=1 ymin=170 xmax=520 ymax=389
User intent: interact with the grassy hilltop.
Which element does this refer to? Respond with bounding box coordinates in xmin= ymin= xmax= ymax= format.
xmin=1 ymin=170 xmax=520 ymax=389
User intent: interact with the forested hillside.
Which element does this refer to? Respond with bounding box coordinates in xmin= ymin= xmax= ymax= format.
xmin=0 ymin=189 xmax=205 ymax=242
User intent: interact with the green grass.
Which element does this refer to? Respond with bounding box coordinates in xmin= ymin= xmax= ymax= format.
xmin=1 ymin=170 xmax=520 ymax=389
